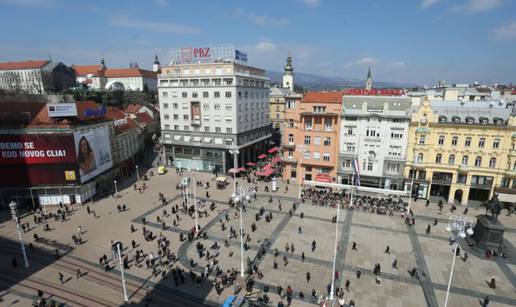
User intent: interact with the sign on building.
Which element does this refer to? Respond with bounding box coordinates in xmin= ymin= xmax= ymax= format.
xmin=169 ymin=45 xmax=247 ymax=64
xmin=47 ymin=103 xmax=78 ymax=117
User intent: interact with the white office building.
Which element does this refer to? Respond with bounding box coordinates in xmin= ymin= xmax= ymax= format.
xmin=158 ymin=46 xmax=271 ymax=172
xmin=338 ymin=95 xmax=412 ymax=190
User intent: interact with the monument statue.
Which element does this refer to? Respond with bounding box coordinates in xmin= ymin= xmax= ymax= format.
xmin=473 ymin=194 xmax=506 ymax=250
xmin=484 ymin=194 xmax=502 ymax=221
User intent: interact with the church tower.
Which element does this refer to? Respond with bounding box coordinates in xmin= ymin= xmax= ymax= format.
xmin=282 ymin=54 xmax=294 ymax=91
xmin=365 ymin=67 xmax=372 ymax=90
xmin=153 ymin=54 xmax=161 ymax=73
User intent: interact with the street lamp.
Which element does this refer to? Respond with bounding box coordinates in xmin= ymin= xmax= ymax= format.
xmin=444 ymin=215 xmax=474 ymax=307
xmin=9 ymin=201 xmax=29 ymax=268
xmin=114 ymin=180 xmax=119 ymax=197
xmin=112 ymin=241 xmax=128 ymax=302
xmin=407 ymin=156 xmax=417 ymax=214
xmin=135 ymin=165 xmax=139 ymax=182
xmin=183 ymin=168 xmax=199 ymax=234
xmin=232 ymin=185 xmax=253 ymax=278
xmin=329 ymin=197 xmax=342 ymax=300
xmin=229 ymin=144 xmax=239 ymax=194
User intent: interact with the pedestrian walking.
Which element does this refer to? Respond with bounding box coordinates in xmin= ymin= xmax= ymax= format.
xmin=392 ymin=259 xmax=398 ymax=269
xmin=345 ymin=279 xmax=350 ymax=291
xmin=352 ymin=241 xmax=357 ymax=251
xmin=301 ymin=252 xmax=305 ymax=262
xmin=58 ymin=272 xmax=64 ymax=285
xmin=356 ymin=269 xmax=361 ymax=279
xmin=306 ymin=272 xmax=311 ymax=282
xmin=483 ymin=296 xmax=490 ymax=307
xmin=76 ymin=268 xmax=81 ymax=279
xmin=385 ymin=246 xmax=390 ymax=254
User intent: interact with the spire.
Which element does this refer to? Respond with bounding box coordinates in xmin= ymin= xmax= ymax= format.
xmin=365 ymin=67 xmax=372 ymax=90
xmin=100 ymin=55 xmax=106 ymax=68
xmin=284 ymin=52 xmax=293 ymax=75
xmin=282 ymin=52 xmax=294 ymax=91
xmin=154 ymin=54 xmax=160 ymax=64
xmin=153 ymin=54 xmax=161 ymax=73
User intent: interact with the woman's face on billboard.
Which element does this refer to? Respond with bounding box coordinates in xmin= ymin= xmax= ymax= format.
xmin=80 ymin=138 xmax=88 ymax=154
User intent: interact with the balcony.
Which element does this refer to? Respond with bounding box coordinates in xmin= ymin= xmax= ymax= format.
xmin=191 ymin=119 xmax=201 ymax=126
xmin=282 ymin=142 xmax=295 ymax=148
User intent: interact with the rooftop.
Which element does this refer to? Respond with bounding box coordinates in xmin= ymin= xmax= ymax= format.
xmin=302 ymin=91 xmax=343 ymax=104
xmin=270 ymin=87 xmax=302 ymax=98
xmin=427 ymin=100 xmax=515 ymax=124
xmin=0 ymin=60 xmax=50 ymax=71
xmin=97 ymin=68 xmax=157 ymax=79
xmin=72 ymin=64 xmax=105 ymax=76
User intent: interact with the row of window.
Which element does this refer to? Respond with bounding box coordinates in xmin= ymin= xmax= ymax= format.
xmin=300 ymin=135 xmax=332 ymax=146
xmin=417 ymin=153 xmax=498 ymax=168
xmin=163 ymin=101 xmax=267 ymax=111
xmin=344 ymin=128 xmax=404 ymax=139
xmin=162 ymin=90 xmax=268 ymax=99
xmin=419 ymin=135 xmax=501 ymax=149
xmin=438 ymin=115 xmax=505 ymax=125
xmin=164 ymin=124 xmax=233 ymax=133
xmin=302 ymin=151 xmax=331 ymax=161
xmin=304 ymin=119 xmax=333 ymax=131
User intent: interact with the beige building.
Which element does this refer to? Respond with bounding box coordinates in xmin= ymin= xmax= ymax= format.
xmin=404 ymin=100 xmax=516 ymax=205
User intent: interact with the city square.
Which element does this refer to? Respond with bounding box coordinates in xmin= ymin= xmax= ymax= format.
xmin=1 ymin=169 xmax=514 ymax=306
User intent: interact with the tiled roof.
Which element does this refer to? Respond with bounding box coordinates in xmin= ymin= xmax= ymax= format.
xmin=72 ymin=64 xmax=105 ymax=76
xmin=125 ymin=103 xmax=143 ymax=113
xmin=0 ymin=60 xmax=49 ymax=70
xmin=135 ymin=112 xmax=153 ymax=124
xmin=302 ymin=91 xmax=343 ymax=104
xmin=101 ymin=68 xmax=157 ymax=79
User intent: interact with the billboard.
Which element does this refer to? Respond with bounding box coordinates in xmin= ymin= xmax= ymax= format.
xmin=343 ymin=89 xmax=405 ymax=96
xmin=0 ymin=134 xmax=78 ymax=186
xmin=170 ymin=45 xmax=247 ymax=64
xmin=74 ymin=126 xmax=113 ymax=183
xmin=47 ymin=103 xmax=78 ymax=117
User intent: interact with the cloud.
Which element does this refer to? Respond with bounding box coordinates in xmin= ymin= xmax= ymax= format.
xmin=421 ymin=0 xmax=442 ymax=9
xmin=345 ymin=57 xmax=380 ymax=68
xmin=296 ymin=0 xmax=320 ymax=6
xmin=110 ymin=16 xmax=200 ymax=34
xmin=450 ymin=0 xmax=504 ymax=13
xmin=154 ymin=0 xmax=168 ymax=6
xmin=491 ymin=21 xmax=516 ymax=41
xmin=0 ymin=0 xmax=55 ymax=7
xmin=232 ymin=9 xmax=289 ymax=27
xmin=254 ymin=41 xmax=279 ymax=53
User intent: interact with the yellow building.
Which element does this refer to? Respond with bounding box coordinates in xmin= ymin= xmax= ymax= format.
xmin=404 ymin=100 xmax=516 ymax=205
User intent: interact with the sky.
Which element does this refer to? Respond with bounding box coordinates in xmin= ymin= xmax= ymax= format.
xmin=0 ymin=0 xmax=515 ymax=86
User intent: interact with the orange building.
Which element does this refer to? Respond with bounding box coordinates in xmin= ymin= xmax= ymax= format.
xmin=282 ymin=91 xmax=342 ymax=184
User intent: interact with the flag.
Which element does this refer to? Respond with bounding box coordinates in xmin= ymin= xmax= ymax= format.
xmin=352 ymin=159 xmax=361 ymax=186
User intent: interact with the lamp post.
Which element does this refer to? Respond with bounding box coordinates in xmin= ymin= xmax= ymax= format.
xmin=113 ymin=241 xmax=128 ymax=302
xmin=114 ymin=180 xmax=118 ymax=197
xmin=183 ymin=169 xmax=199 ymax=233
xmin=232 ymin=185 xmax=252 ymax=278
xmin=444 ymin=215 xmax=474 ymax=307
xmin=9 ymin=201 xmax=29 ymax=268
xmin=407 ymin=157 xmax=416 ymax=214
xmin=329 ymin=197 xmax=342 ymax=300
xmin=135 ymin=165 xmax=139 ymax=182
xmin=229 ymin=144 xmax=239 ymax=194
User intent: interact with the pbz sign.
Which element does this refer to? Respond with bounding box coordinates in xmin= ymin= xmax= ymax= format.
xmin=193 ymin=47 xmax=210 ymax=58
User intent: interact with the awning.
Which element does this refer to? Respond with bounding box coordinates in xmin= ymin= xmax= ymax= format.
xmin=246 ymin=162 xmax=256 ymax=166
xmin=228 ymin=168 xmax=241 ymax=174
xmin=268 ymin=147 xmax=280 ymax=154
xmin=315 ymin=173 xmax=332 ymax=183
xmin=271 ymin=156 xmax=282 ymax=164
xmin=216 ymin=176 xmax=227 ymax=182
xmin=258 ymin=154 xmax=267 ymax=159
xmin=497 ymin=193 xmax=515 ymax=203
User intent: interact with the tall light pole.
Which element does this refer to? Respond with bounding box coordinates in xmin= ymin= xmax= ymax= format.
xmin=183 ymin=169 xmax=199 ymax=234
xmin=9 ymin=201 xmax=29 ymax=268
xmin=135 ymin=165 xmax=139 ymax=182
xmin=229 ymin=144 xmax=239 ymax=194
xmin=329 ymin=196 xmax=342 ymax=300
xmin=113 ymin=241 xmax=128 ymax=302
xmin=114 ymin=180 xmax=119 ymax=197
xmin=407 ymin=157 xmax=416 ymax=214
xmin=232 ymin=185 xmax=252 ymax=278
xmin=444 ymin=215 xmax=474 ymax=307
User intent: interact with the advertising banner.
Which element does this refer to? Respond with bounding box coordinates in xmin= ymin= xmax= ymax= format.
xmin=74 ymin=126 xmax=112 ymax=183
xmin=0 ymin=134 xmax=76 ymax=164
xmin=47 ymin=103 xmax=78 ymax=117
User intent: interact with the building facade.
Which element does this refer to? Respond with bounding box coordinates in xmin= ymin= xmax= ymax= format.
xmin=0 ymin=60 xmax=75 ymax=94
xmin=339 ymin=95 xmax=411 ymax=190
xmin=282 ymin=92 xmax=341 ymax=184
xmin=404 ymin=100 xmax=516 ymax=205
xmin=269 ymin=87 xmax=302 ymax=144
xmin=158 ymin=57 xmax=271 ymax=172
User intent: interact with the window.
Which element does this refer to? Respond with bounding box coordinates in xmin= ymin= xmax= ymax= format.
xmin=387 ymin=163 xmax=400 ymax=172
xmin=164 ymin=114 xmax=170 ymax=120
xmin=465 ymin=137 xmax=472 ymax=147
xmin=215 ymin=127 xmax=221 ymax=133
xmin=304 ymin=136 xmax=311 ymax=145
xmin=182 ymin=92 xmax=187 ymax=98
xmin=184 ymin=125 xmax=189 ymax=131
xmin=457 ymin=174 xmax=467 ymax=184
xmin=417 ymin=153 xmax=424 ymax=163
xmin=238 ymin=92 xmax=242 ymax=99
xmin=214 ymin=104 xmax=221 ymax=110
xmin=173 ymin=125 xmax=179 ymax=130
xmin=493 ymin=139 xmax=500 ymax=149
xmin=474 ymin=156 xmax=482 ymax=167
xmin=346 ymin=143 xmax=355 ymax=152
xmin=162 ymin=92 xmax=168 ymax=97
xmin=419 ymin=135 xmax=426 ymax=144
xmin=288 ymin=134 xmax=294 ymax=144
xmin=305 ymin=119 xmax=312 ymax=130
xmin=203 ymin=91 xmax=209 ymax=98
xmin=204 ymin=127 xmax=210 ymax=132
xmin=192 ymin=92 xmax=198 ymax=98
xmin=367 ymin=162 xmax=373 ymax=171
xmin=225 ymin=116 xmax=232 ymax=122
xmin=435 ymin=154 xmax=442 ymax=163
xmin=182 ymin=103 xmax=188 ymax=110
xmin=324 ymin=119 xmax=332 ymax=131
xmin=448 ymin=154 xmax=455 ymax=165
xmin=225 ymin=91 xmax=232 ymax=98
xmin=438 ymin=135 xmax=445 ymax=145
xmin=214 ymin=91 xmax=220 ymax=98
xmin=304 ymin=151 xmax=310 ymax=160
xmin=226 ymin=128 xmax=232 ymax=133
xmin=478 ymin=138 xmax=485 ymax=148
xmin=461 ymin=155 xmax=469 ymax=166
xmin=163 ymin=103 xmax=169 ymax=109
xmin=501 ymin=178 xmax=510 ymax=188
xmin=489 ymin=157 xmax=496 ymax=168
xmin=313 ymin=106 xmax=326 ymax=113
xmin=343 ymin=160 xmax=351 ymax=168
xmin=466 ymin=117 xmax=474 ymax=124
xmin=313 ymin=152 xmax=320 ymax=161
xmin=391 ymin=131 xmax=403 ymax=139
xmin=203 ymin=103 xmax=209 ymax=110
xmin=173 ymin=114 xmax=179 ymax=120
xmin=164 ymin=124 xmax=170 ymax=130
xmin=314 ymin=136 xmax=321 ymax=145
xmin=173 ymin=103 xmax=178 ymax=109
xmin=513 ymin=161 xmax=516 ymax=171
xmin=323 ymin=153 xmax=330 ymax=162
xmin=347 ymin=128 xmax=354 ymax=136
xmin=182 ymin=114 xmax=188 ymax=120
xmin=323 ymin=137 xmax=331 ymax=146
xmin=451 ymin=136 xmax=458 ymax=146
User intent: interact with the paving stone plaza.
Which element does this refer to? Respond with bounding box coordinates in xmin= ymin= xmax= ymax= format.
xmin=0 ymin=169 xmax=515 ymax=306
